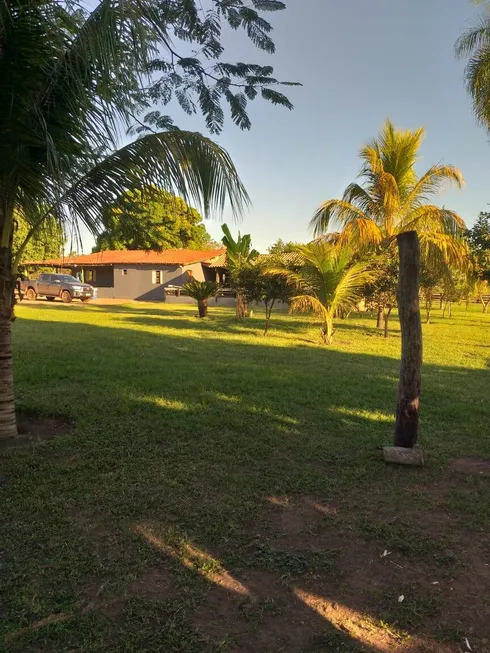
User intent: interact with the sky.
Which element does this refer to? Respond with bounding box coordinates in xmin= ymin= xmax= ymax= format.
xmin=80 ymin=0 xmax=490 ymax=253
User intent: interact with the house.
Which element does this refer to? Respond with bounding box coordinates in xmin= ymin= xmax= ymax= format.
xmin=24 ymin=249 xmax=228 ymax=301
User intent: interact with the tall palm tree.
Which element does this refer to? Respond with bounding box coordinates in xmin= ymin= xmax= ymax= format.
xmin=0 ymin=1 xmax=249 ymax=440
xmin=310 ymin=120 xmax=466 ymax=266
xmin=269 ymin=242 xmax=373 ymax=344
xmin=310 ymin=120 xmax=467 ymax=449
xmin=456 ymin=1 xmax=490 ymax=131
xmin=221 ymin=223 xmax=259 ymax=320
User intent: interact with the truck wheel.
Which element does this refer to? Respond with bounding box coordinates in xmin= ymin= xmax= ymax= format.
xmin=47 ymin=296 xmax=55 ymax=301
xmin=61 ymin=290 xmax=72 ymax=304
xmin=25 ymin=288 xmax=37 ymax=301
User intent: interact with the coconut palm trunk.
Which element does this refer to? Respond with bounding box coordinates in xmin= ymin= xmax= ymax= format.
xmin=322 ymin=316 xmax=335 ymax=345
xmin=394 ymin=231 xmax=422 ymax=448
xmin=0 ymin=245 xmax=17 ymax=439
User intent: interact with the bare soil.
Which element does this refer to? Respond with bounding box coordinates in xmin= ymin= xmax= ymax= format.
xmin=450 ymin=457 xmax=490 ymax=476
xmin=0 ymin=411 xmax=73 ymax=451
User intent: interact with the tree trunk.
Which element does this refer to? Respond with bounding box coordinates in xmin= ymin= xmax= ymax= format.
xmin=376 ymin=305 xmax=384 ymax=329
xmin=263 ymin=299 xmax=275 ymax=336
xmin=484 ymin=300 xmax=490 ymax=314
xmin=448 ymin=301 xmax=453 ymax=318
xmin=383 ymin=306 xmax=392 ymax=339
xmin=197 ymin=299 xmax=208 ymax=318
xmin=425 ymin=292 xmax=432 ymax=324
xmin=0 ymin=246 xmax=17 ymax=439
xmin=322 ymin=317 xmax=334 ymax=345
xmin=442 ymin=300 xmax=448 ymax=318
xmin=236 ymin=291 xmax=246 ymax=320
xmin=394 ymin=232 xmax=422 ymax=448
xmin=439 ymin=295 xmax=444 ymax=310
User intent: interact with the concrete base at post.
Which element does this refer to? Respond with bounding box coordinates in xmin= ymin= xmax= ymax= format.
xmin=383 ymin=446 xmax=424 ymax=466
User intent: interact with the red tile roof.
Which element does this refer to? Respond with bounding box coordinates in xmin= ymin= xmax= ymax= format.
xmin=25 ymin=248 xmax=227 ymax=267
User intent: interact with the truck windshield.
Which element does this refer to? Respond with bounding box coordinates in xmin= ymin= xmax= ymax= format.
xmin=54 ymin=275 xmax=79 ymax=283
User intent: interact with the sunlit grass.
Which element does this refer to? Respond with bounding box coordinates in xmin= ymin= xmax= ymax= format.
xmin=1 ymin=301 xmax=489 ymax=652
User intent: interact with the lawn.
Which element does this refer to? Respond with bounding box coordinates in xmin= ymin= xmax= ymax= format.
xmin=1 ymin=301 xmax=489 ymax=653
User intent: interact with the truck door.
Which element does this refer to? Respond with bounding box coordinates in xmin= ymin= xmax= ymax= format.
xmin=36 ymin=274 xmax=52 ymax=295
xmin=49 ymin=276 xmax=63 ymax=296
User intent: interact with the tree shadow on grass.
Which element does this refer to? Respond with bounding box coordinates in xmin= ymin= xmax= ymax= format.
xmin=4 ymin=310 xmax=490 ymax=651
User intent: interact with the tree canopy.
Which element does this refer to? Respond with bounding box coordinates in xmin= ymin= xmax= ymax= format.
xmin=267 ymin=239 xmax=302 ymax=254
xmin=467 ymin=212 xmax=490 ymax=280
xmin=93 ymin=188 xmax=217 ymax=252
xmin=131 ymin=0 xmax=298 ymax=135
xmin=311 ymin=119 xmax=467 ymax=270
xmin=13 ymin=212 xmax=64 ymax=267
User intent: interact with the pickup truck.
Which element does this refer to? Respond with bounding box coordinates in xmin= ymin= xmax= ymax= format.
xmin=21 ymin=273 xmax=94 ymax=303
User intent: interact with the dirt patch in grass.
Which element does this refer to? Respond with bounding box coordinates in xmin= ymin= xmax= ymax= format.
xmin=450 ymin=457 xmax=490 ymax=476
xmin=0 ymin=410 xmax=74 ymax=448
xmin=240 ymin=491 xmax=489 ymax=653
xmin=127 ymin=566 xmax=177 ymax=601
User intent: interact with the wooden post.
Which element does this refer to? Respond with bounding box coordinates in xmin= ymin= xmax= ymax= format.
xmin=394 ymin=231 xmax=422 ymax=448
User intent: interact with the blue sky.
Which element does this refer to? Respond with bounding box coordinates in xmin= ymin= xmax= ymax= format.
xmin=81 ymin=0 xmax=490 ymax=253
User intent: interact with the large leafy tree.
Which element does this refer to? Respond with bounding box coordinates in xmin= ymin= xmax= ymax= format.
xmin=0 ymin=0 xmax=295 ymax=439
xmin=237 ymin=261 xmax=292 ymax=334
xmin=94 ymin=188 xmax=216 ymax=251
xmin=269 ymin=242 xmax=373 ymax=344
xmin=267 ymin=238 xmax=302 ymax=255
xmin=467 ymin=212 xmax=490 ymax=280
xmin=310 ymin=120 xmax=467 ymax=449
xmin=13 ymin=211 xmax=64 ymax=267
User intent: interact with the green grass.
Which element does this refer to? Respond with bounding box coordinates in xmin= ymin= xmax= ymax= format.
xmin=1 ymin=302 xmax=489 ymax=652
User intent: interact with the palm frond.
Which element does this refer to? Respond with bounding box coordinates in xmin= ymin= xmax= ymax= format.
xmin=337 ymin=217 xmax=384 ymax=249
xmin=342 ymin=183 xmax=377 ymax=215
xmin=182 ymin=279 xmax=218 ymax=300
xmin=62 ymin=130 xmax=250 ymax=235
xmin=329 ymin=261 xmax=374 ymax=314
xmin=403 ymin=205 xmax=466 ymax=238
xmin=419 ymin=232 xmax=470 ymax=271
xmin=289 ymin=294 xmax=330 ymax=319
xmin=455 ymin=14 xmax=490 ymax=57
xmin=404 ymin=166 xmax=465 ymax=213
xmin=310 ymin=199 xmax=372 ymax=237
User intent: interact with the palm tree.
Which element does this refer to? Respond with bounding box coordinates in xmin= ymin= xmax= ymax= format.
xmin=0 ymin=1 xmax=249 ymax=440
xmin=311 ymin=120 xmax=466 ymax=266
xmin=182 ymin=280 xmax=218 ymax=318
xmin=455 ymin=1 xmax=490 ymax=131
xmin=269 ymin=242 xmax=373 ymax=344
xmin=221 ymin=224 xmax=259 ymax=320
xmin=310 ymin=120 xmax=467 ymax=449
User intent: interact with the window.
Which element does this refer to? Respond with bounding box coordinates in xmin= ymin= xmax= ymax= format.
xmin=122 ymin=269 xmax=128 ymax=276
xmin=153 ymin=270 xmax=162 ymax=285
xmin=86 ymin=270 xmax=95 ymax=283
